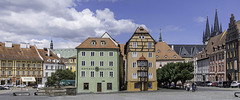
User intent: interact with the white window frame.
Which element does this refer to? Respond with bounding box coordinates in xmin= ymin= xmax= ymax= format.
xmin=132 ymin=62 xmax=136 ymax=68
xmin=90 ymin=51 xmax=95 ymax=56
xmin=81 ymin=51 xmax=86 ymax=57
xmin=132 ymin=73 xmax=137 ymax=79
xmin=109 ymin=52 xmax=114 ymax=57
xmin=148 ymin=52 xmax=152 ymax=58
xmin=132 ymin=42 xmax=137 ymax=48
xmin=109 ymin=61 xmax=114 ymax=66
xmin=109 ymin=72 xmax=114 ymax=77
xmin=82 ymin=61 xmax=86 ymax=66
xmin=90 ymin=61 xmax=95 ymax=66
xmin=132 ymin=52 xmax=137 ymax=57
xmin=100 ymin=51 xmax=104 ymax=57
xmin=148 ymin=73 xmax=153 ymax=79
xmin=148 ymin=62 xmax=152 ymax=68
xmin=90 ymin=71 xmax=95 ymax=77
xmin=100 ymin=61 xmax=104 ymax=66
xmin=99 ymin=71 xmax=104 ymax=77
xmin=81 ymin=71 xmax=86 ymax=77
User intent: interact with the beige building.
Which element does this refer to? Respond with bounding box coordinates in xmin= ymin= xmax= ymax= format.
xmin=124 ymin=27 xmax=157 ymax=91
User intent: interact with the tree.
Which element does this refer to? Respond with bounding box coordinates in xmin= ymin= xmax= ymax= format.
xmin=46 ymin=69 xmax=75 ymax=87
xmin=157 ymin=62 xmax=194 ymax=88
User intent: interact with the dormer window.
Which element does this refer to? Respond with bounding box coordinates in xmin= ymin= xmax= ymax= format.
xmin=91 ymin=40 xmax=96 ymax=45
xmin=164 ymin=55 xmax=167 ymax=58
xmin=156 ymin=55 xmax=159 ymax=59
xmin=140 ymin=29 xmax=144 ymax=31
xmin=139 ymin=36 xmax=145 ymax=39
xmin=173 ymin=55 xmax=177 ymax=58
xmin=101 ymin=41 xmax=106 ymax=46
xmin=158 ymin=50 xmax=160 ymax=53
xmin=47 ymin=58 xmax=51 ymax=62
xmin=168 ymin=50 xmax=171 ymax=53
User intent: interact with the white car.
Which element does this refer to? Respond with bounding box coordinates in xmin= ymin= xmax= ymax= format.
xmin=231 ymin=81 xmax=240 ymax=88
xmin=17 ymin=84 xmax=26 ymax=88
xmin=207 ymin=82 xmax=212 ymax=87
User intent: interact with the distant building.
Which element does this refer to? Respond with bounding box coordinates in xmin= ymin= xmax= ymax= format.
xmin=62 ymin=56 xmax=76 ymax=72
xmin=0 ymin=42 xmax=43 ymax=86
xmin=51 ymin=48 xmax=77 ymax=59
xmin=76 ymin=35 xmax=124 ymax=93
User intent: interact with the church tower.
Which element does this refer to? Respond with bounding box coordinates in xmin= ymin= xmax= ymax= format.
xmin=50 ymin=40 xmax=53 ymax=49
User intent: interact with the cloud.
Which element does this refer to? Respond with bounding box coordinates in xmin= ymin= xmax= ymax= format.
xmin=194 ymin=16 xmax=206 ymax=23
xmin=163 ymin=25 xmax=184 ymax=32
xmin=0 ymin=0 xmax=142 ymax=49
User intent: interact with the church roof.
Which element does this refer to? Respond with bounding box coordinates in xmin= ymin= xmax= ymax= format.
xmin=169 ymin=44 xmax=206 ymax=58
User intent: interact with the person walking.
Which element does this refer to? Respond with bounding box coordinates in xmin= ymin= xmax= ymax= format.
xmin=187 ymin=83 xmax=190 ymax=91
xmin=192 ymin=82 xmax=195 ymax=92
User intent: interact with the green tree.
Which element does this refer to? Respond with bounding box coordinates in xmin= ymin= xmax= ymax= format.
xmin=46 ymin=69 xmax=75 ymax=87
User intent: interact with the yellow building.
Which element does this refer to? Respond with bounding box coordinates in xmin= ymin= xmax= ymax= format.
xmin=124 ymin=27 xmax=157 ymax=91
xmin=64 ymin=56 xmax=76 ymax=72
xmin=0 ymin=42 xmax=43 ymax=86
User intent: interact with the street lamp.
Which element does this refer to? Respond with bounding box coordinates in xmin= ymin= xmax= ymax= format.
xmin=137 ymin=55 xmax=148 ymax=91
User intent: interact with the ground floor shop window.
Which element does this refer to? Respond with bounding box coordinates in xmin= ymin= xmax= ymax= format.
xmin=84 ymin=83 xmax=89 ymax=90
xmin=134 ymin=83 xmax=139 ymax=88
xmin=1 ymin=80 xmax=5 ymax=85
xmin=107 ymin=83 xmax=112 ymax=90
xmin=148 ymin=82 xmax=152 ymax=89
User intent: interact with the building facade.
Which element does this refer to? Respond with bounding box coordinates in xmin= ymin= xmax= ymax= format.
xmin=0 ymin=42 xmax=43 ymax=86
xmin=76 ymin=37 xmax=123 ymax=93
xmin=124 ymin=27 xmax=157 ymax=91
xmin=63 ymin=56 xmax=76 ymax=72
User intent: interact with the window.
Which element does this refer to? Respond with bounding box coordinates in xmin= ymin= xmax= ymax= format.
xmin=17 ymin=63 xmax=20 ymax=67
xmin=107 ymin=83 xmax=112 ymax=90
xmin=132 ymin=73 xmax=137 ymax=79
xmin=109 ymin=52 xmax=113 ymax=56
xmin=148 ymin=83 xmax=152 ymax=89
xmin=168 ymin=50 xmax=171 ymax=53
xmin=45 ymin=65 xmax=48 ymax=69
xmin=100 ymin=52 xmax=104 ymax=56
xmin=132 ymin=52 xmax=137 ymax=57
xmin=132 ymin=62 xmax=136 ymax=68
xmin=157 ymin=50 xmax=160 ymax=53
xmin=91 ymin=61 xmax=95 ymax=66
xmin=134 ymin=83 xmax=139 ymax=88
xmin=148 ymin=73 xmax=153 ymax=79
xmin=27 ymin=64 xmax=30 ymax=67
xmin=84 ymin=83 xmax=89 ymax=90
xmin=82 ymin=51 xmax=86 ymax=56
xmin=109 ymin=72 xmax=114 ymax=77
xmin=148 ymin=52 xmax=152 ymax=58
xmin=8 ymin=63 xmax=11 ymax=67
xmin=148 ymin=62 xmax=152 ymax=67
xmin=148 ymin=42 xmax=152 ymax=48
xmin=22 ymin=64 xmax=25 ymax=67
xmin=156 ymin=55 xmax=159 ymax=59
xmin=45 ymin=72 xmax=48 ymax=77
xmin=38 ymin=71 xmax=40 ymax=75
xmin=70 ymin=66 xmax=72 ymax=71
xmin=2 ymin=71 xmax=5 ymax=75
xmin=33 ymin=71 xmax=35 ymax=75
xmin=8 ymin=71 xmax=11 ymax=75
xmin=109 ymin=61 xmax=113 ymax=66
xmin=139 ymin=36 xmax=145 ymax=39
xmin=22 ymin=71 xmax=25 ymax=75
xmin=17 ymin=71 xmax=20 ymax=75
xmin=33 ymin=64 xmax=35 ymax=67
xmin=38 ymin=64 xmax=40 ymax=67
xmin=51 ymin=66 xmax=53 ymax=69
xmin=90 ymin=52 xmax=95 ymax=56
xmin=81 ymin=71 xmax=86 ymax=77
xmin=91 ymin=40 xmax=96 ymax=45
xmin=164 ymin=55 xmax=168 ymax=58
xmin=90 ymin=71 xmax=95 ymax=77
xmin=100 ymin=71 xmax=104 ymax=77
xmin=101 ymin=41 xmax=105 ymax=46
xmin=82 ymin=61 xmax=86 ymax=66
xmin=28 ymin=71 xmax=30 ymax=75
xmin=100 ymin=61 xmax=104 ymax=66
xmin=174 ymin=55 xmax=177 ymax=58
xmin=132 ymin=42 xmax=137 ymax=48
xmin=2 ymin=62 xmax=5 ymax=67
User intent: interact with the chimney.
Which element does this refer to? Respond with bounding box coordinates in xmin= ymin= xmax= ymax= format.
xmin=20 ymin=42 xmax=26 ymax=48
xmin=57 ymin=54 xmax=61 ymax=58
xmin=47 ymin=48 xmax=50 ymax=56
xmin=26 ymin=43 xmax=30 ymax=48
xmin=5 ymin=41 xmax=12 ymax=47
xmin=171 ymin=45 xmax=174 ymax=50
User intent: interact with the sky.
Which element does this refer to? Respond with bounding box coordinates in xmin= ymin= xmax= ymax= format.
xmin=0 ymin=0 xmax=240 ymax=49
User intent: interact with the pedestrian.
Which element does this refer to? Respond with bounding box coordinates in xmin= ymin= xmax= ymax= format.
xmin=192 ymin=82 xmax=195 ymax=92
xmin=187 ymin=83 xmax=190 ymax=91
xmin=37 ymin=88 xmax=38 ymax=92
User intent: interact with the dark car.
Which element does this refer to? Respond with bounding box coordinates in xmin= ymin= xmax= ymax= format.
xmin=223 ymin=81 xmax=232 ymax=88
xmin=0 ymin=86 xmax=5 ymax=90
xmin=211 ymin=82 xmax=218 ymax=87
xmin=32 ymin=85 xmax=38 ymax=88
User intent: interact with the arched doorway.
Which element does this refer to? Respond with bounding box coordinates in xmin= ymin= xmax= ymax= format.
xmin=227 ymin=73 xmax=231 ymax=81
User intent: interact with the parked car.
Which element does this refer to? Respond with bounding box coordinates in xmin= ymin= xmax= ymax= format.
xmin=230 ymin=81 xmax=240 ymax=88
xmin=218 ymin=81 xmax=223 ymax=87
xmin=17 ymin=84 xmax=26 ymax=88
xmin=223 ymin=81 xmax=232 ymax=88
xmin=211 ymin=82 xmax=218 ymax=87
xmin=4 ymin=84 xmax=13 ymax=87
xmin=32 ymin=85 xmax=38 ymax=88
xmin=4 ymin=86 xmax=9 ymax=90
xmin=0 ymin=86 xmax=5 ymax=90
xmin=207 ymin=82 xmax=213 ymax=87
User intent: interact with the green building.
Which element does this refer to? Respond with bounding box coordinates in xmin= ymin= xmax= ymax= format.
xmin=76 ymin=37 xmax=124 ymax=93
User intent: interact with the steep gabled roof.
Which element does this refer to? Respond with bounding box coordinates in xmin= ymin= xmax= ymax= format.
xmin=76 ymin=38 xmax=119 ymax=49
xmin=38 ymin=48 xmax=63 ymax=64
xmin=101 ymin=32 xmax=118 ymax=46
xmin=169 ymin=44 xmax=206 ymax=58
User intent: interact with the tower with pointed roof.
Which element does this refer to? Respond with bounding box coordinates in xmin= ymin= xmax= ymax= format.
xmin=159 ymin=29 xmax=162 ymax=42
xmin=50 ymin=40 xmax=53 ymax=49
xmin=203 ymin=16 xmax=210 ymax=44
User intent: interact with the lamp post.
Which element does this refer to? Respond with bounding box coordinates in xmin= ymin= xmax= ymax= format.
xmin=137 ymin=55 xmax=148 ymax=91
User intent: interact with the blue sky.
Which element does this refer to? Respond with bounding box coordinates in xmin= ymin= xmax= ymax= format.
xmin=0 ymin=0 xmax=239 ymax=48
xmin=77 ymin=0 xmax=240 ymax=44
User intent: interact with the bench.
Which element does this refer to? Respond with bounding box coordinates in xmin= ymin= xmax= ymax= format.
xmin=13 ymin=92 xmax=30 ymax=96
xmin=234 ymin=92 xmax=240 ymax=97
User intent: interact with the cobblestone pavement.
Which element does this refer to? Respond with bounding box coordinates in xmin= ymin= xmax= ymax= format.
xmin=0 ymin=87 xmax=239 ymax=100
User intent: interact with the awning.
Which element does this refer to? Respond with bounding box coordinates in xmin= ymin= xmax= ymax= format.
xmin=21 ymin=77 xmax=36 ymax=82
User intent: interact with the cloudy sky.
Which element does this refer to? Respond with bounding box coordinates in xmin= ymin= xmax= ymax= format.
xmin=0 ymin=0 xmax=240 ymax=49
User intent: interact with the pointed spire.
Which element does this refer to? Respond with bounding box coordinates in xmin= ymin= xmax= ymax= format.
xmin=159 ymin=29 xmax=162 ymax=42
xmin=205 ymin=16 xmax=210 ymax=40
xmin=211 ymin=25 xmax=215 ymax=37
xmin=214 ymin=9 xmax=220 ymax=35
xmin=203 ymin=30 xmax=205 ymax=44
xmin=50 ymin=40 xmax=53 ymax=49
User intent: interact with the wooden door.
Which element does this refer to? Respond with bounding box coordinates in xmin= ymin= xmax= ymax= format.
xmin=97 ymin=83 xmax=101 ymax=92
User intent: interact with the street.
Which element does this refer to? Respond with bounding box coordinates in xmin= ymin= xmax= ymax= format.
xmin=0 ymin=87 xmax=239 ymax=100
